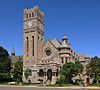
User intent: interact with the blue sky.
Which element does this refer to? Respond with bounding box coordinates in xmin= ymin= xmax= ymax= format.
xmin=0 ymin=0 xmax=100 ymax=57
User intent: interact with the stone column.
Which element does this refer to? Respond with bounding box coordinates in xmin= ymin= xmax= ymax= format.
xmin=64 ymin=57 xmax=66 ymax=64
xmin=43 ymin=68 xmax=46 ymax=86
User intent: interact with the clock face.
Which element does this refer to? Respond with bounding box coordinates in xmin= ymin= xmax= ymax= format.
xmin=28 ymin=21 xmax=32 ymax=28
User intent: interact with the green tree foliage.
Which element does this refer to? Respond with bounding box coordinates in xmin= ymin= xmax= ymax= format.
xmin=24 ymin=68 xmax=31 ymax=81
xmin=0 ymin=46 xmax=11 ymax=82
xmin=10 ymin=57 xmax=23 ymax=83
xmin=60 ymin=62 xmax=83 ymax=83
xmin=75 ymin=61 xmax=84 ymax=74
xmin=86 ymin=56 xmax=100 ymax=83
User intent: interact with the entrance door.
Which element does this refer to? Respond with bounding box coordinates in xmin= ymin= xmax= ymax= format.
xmin=47 ymin=69 xmax=52 ymax=81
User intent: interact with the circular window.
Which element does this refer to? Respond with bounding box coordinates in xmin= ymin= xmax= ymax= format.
xmin=46 ymin=50 xmax=51 ymax=56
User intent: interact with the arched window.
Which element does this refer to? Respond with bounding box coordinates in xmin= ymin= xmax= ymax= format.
xmin=56 ymin=69 xmax=59 ymax=76
xmin=26 ymin=37 xmax=29 ymax=57
xmin=39 ymin=69 xmax=44 ymax=77
xmin=32 ymin=36 xmax=34 ymax=56
xmin=61 ymin=58 xmax=63 ymax=63
xmin=32 ymin=12 xmax=34 ymax=17
xmin=47 ymin=69 xmax=52 ymax=80
xmin=66 ymin=58 xmax=67 ymax=63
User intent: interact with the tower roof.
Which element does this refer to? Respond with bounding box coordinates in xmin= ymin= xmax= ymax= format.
xmin=61 ymin=40 xmax=70 ymax=48
xmin=62 ymin=34 xmax=68 ymax=41
xmin=61 ymin=34 xmax=70 ymax=48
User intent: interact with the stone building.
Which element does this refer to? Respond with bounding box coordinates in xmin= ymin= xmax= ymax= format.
xmin=23 ymin=6 xmax=90 ymax=84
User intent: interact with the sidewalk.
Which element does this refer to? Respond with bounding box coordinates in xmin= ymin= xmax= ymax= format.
xmin=0 ymin=85 xmax=100 ymax=90
xmin=0 ymin=85 xmax=100 ymax=89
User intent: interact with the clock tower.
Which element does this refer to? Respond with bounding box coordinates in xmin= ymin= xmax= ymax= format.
xmin=23 ymin=6 xmax=44 ymax=82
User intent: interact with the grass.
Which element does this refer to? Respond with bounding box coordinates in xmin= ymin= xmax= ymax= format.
xmin=47 ymin=83 xmax=77 ymax=87
xmin=0 ymin=82 xmax=22 ymax=86
xmin=90 ymin=83 xmax=100 ymax=87
xmin=0 ymin=82 xmax=9 ymax=85
xmin=0 ymin=82 xmax=78 ymax=87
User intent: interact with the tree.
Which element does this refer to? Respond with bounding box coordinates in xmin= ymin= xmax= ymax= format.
xmin=86 ymin=56 xmax=100 ymax=83
xmin=0 ymin=46 xmax=11 ymax=82
xmin=24 ymin=68 xmax=31 ymax=81
xmin=75 ymin=61 xmax=84 ymax=74
xmin=60 ymin=62 xmax=83 ymax=83
xmin=10 ymin=56 xmax=23 ymax=83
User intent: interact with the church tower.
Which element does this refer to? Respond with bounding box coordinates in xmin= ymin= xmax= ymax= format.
xmin=23 ymin=6 xmax=44 ymax=83
xmin=23 ymin=6 xmax=44 ymax=64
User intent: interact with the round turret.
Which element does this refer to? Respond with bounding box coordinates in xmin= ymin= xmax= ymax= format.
xmin=59 ymin=34 xmax=71 ymax=64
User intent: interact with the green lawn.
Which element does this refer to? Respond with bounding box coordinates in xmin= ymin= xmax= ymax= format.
xmin=90 ymin=83 xmax=100 ymax=87
xmin=47 ymin=83 xmax=77 ymax=87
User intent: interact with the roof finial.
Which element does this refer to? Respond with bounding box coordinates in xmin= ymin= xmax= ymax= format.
xmin=34 ymin=5 xmax=39 ymax=10
xmin=62 ymin=34 xmax=68 ymax=41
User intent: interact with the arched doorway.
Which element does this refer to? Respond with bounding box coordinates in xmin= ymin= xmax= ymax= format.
xmin=47 ymin=69 xmax=52 ymax=81
xmin=39 ymin=69 xmax=44 ymax=77
xmin=86 ymin=78 xmax=90 ymax=85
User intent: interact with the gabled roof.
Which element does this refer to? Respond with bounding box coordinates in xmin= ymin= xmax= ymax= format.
xmin=45 ymin=39 xmax=57 ymax=49
xmin=52 ymin=38 xmax=61 ymax=48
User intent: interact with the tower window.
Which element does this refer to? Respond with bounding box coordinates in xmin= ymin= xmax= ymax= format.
xmin=25 ymin=14 xmax=28 ymax=18
xmin=26 ymin=37 xmax=29 ymax=57
xmin=32 ymin=36 xmax=34 ymax=56
xmin=29 ymin=13 xmax=31 ymax=18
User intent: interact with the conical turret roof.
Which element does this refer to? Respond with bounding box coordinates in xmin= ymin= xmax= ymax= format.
xmin=61 ymin=34 xmax=70 ymax=48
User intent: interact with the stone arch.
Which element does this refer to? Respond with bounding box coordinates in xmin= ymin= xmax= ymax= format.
xmin=39 ymin=69 xmax=44 ymax=77
xmin=47 ymin=69 xmax=52 ymax=81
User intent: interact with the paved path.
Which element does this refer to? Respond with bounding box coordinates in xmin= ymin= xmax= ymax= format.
xmin=0 ymin=85 xmax=100 ymax=90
